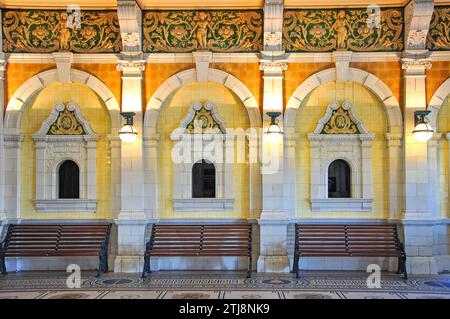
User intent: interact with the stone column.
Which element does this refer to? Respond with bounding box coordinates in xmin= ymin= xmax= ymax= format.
xmin=0 ymin=56 xmax=6 ymax=221
xmin=114 ymin=57 xmax=147 ymax=273
xmin=143 ymin=134 xmax=159 ymax=219
xmin=257 ymin=0 xmax=291 ymax=273
xmin=401 ymin=52 xmax=438 ymax=274
xmin=385 ymin=133 xmax=403 ymax=220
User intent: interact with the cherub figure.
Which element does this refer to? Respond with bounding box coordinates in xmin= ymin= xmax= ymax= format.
xmin=333 ymin=10 xmax=348 ymax=50
xmin=59 ymin=13 xmax=72 ymax=51
xmin=193 ymin=12 xmax=212 ymax=50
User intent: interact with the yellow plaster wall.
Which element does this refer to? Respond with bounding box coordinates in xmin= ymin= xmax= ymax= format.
xmin=20 ymin=83 xmax=112 ymax=219
xmin=157 ymin=82 xmax=250 ymax=218
xmin=294 ymin=81 xmax=389 ymax=218
xmin=437 ymin=94 xmax=450 ymax=218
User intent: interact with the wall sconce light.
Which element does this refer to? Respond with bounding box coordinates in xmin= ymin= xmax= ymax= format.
xmin=265 ymin=112 xmax=283 ymax=135
xmin=412 ymin=110 xmax=433 ymax=142
xmin=119 ymin=112 xmax=138 ymax=143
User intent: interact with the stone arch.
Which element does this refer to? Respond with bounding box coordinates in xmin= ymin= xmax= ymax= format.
xmin=284 ymin=67 xmax=402 ymax=133
xmin=144 ymin=68 xmax=261 ymax=135
xmin=4 ymin=69 xmax=121 ymax=133
xmin=428 ymin=77 xmax=450 ymax=130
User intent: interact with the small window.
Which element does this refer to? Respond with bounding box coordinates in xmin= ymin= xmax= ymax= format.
xmin=328 ymin=159 xmax=350 ymax=198
xmin=192 ymin=160 xmax=215 ymax=198
xmin=58 ymin=160 xmax=80 ymax=199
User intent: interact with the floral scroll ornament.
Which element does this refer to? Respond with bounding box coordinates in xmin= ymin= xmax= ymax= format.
xmin=2 ymin=10 xmax=121 ymax=53
xmin=283 ymin=8 xmax=403 ymax=52
xmin=142 ymin=10 xmax=263 ymax=53
xmin=48 ymin=105 xmax=86 ymax=135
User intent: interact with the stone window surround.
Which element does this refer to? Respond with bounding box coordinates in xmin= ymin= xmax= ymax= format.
xmin=32 ymin=102 xmax=98 ymax=213
xmin=170 ymin=102 xmax=235 ymax=213
xmin=308 ymin=102 xmax=374 ymax=213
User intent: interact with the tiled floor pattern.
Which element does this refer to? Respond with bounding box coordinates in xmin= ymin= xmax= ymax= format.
xmin=0 ymin=271 xmax=449 ymax=299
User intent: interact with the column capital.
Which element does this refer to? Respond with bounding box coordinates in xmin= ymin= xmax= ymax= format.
xmin=401 ymin=50 xmax=432 ymax=75
xmin=117 ymin=57 xmax=146 ymax=74
xmin=385 ymin=133 xmax=403 ymax=147
xmin=259 ymin=51 xmax=288 ymax=74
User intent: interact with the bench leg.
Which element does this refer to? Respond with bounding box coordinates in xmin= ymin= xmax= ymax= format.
xmin=96 ymin=252 xmax=108 ymax=278
xmin=247 ymin=255 xmax=252 ymax=278
xmin=293 ymin=253 xmax=300 ymax=279
xmin=0 ymin=254 xmax=6 ymax=274
xmin=396 ymin=257 xmax=403 ymax=274
xmin=142 ymin=255 xmax=151 ymax=279
xmin=402 ymin=257 xmax=408 ymax=280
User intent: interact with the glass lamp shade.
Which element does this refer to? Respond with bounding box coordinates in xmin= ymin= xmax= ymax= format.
xmin=266 ymin=123 xmax=282 ymax=135
xmin=119 ymin=124 xmax=138 ymax=143
xmin=413 ymin=122 xmax=433 ymax=142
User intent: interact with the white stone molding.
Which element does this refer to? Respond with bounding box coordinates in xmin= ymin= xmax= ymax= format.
xmin=52 ymin=52 xmax=73 ymax=83
xmin=332 ymin=51 xmax=353 ymax=83
xmin=193 ymin=51 xmax=213 ymax=82
xmin=308 ymin=102 xmax=374 ymax=213
xmin=285 ymin=67 xmax=403 ymax=133
xmin=6 ymin=53 xmax=120 ymax=64
xmin=263 ymin=0 xmax=283 ymax=52
xmin=170 ymin=102 xmax=234 ymax=213
xmin=3 ymin=69 xmax=121 ymax=219
xmin=4 ymin=69 xmax=121 ymax=132
xmin=117 ymin=0 xmax=142 ymax=52
xmin=404 ymin=0 xmax=435 ymax=50
xmin=144 ymin=68 xmax=261 ymax=134
xmin=32 ymin=103 xmax=98 ymax=213
xmin=428 ymin=76 xmax=450 ymax=129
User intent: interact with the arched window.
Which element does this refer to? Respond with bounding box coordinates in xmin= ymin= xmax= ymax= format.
xmin=328 ymin=160 xmax=351 ymax=198
xmin=58 ymin=160 xmax=80 ymax=199
xmin=192 ymin=160 xmax=215 ymax=198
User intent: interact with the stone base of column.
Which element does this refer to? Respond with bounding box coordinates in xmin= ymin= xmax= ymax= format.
xmin=257 ymin=256 xmax=291 ymax=273
xmin=114 ymin=213 xmax=148 ymax=273
xmin=114 ymin=256 xmax=144 ymax=273
xmin=407 ymin=257 xmax=438 ymax=275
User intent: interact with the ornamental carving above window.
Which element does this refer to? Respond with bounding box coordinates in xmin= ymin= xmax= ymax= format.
xmin=186 ymin=103 xmax=225 ymax=134
xmin=313 ymin=102 xmax=369 ymax=135
xmin=47 ymin=106 xmax=86 ymax=135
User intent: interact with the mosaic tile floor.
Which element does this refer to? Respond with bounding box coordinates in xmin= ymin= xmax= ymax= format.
xmin=0 ymin=271 xmax=449 ymax=299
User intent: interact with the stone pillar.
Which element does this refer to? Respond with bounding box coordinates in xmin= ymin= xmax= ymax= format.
xmin=401 ymin=52 xmax=438 ymax=274
xmin=114 ymin=57 xmax=147 ymax=273
xmin=143 ymin=134 xmax=159 ymax=219
xmin=257 ymin=0 xmax=291 ymax=273
xmin=0 ymin=56 xmax=6 ymax=221
xmin=385 ymin=133 xmax=403 ymax=219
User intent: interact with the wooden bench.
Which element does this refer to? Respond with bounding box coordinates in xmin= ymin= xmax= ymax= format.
xmin=142 ymin=224 xmax=253 ymax=278
xmin=0 ymin=224 xmax=112 ymax=277
xmin=293 ymin=224 xmax=407 ymax=279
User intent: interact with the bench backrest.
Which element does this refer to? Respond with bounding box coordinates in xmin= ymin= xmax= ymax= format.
xmin=148 ymin=224 xmax=252 ymax=256
xmin=295 ymin=224 xmax=405 ymax=257
xmin=1 ymin=224 xmax=111 ymax=256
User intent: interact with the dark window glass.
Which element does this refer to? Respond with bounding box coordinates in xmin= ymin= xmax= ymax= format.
xmin=192 ymin=160 xmax=215 ymax=198
xmin=328 ymin=159 xmax=351 ymax=198
xmin=58 ymin=160 xmax=80 ymax=199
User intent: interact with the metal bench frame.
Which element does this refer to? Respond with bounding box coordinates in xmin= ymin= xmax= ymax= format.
xmin=293 ymin=224 xmax=407 ymax=279
xmin=0 ymin=224 xmax=112 ymax=277
xmin=142 ymin=224 xmax=253 ymax=278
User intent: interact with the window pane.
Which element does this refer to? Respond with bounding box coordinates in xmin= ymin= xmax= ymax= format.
xmin=59 ymin=160 xmax=80 ymax=199
xmin=192 ymin=160 xmax=216 ymax=198
xmin=328 ymin=160 xmax=350 ymax=198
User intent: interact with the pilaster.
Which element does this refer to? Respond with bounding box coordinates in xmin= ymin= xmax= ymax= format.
xmin=257 ymin=0 xmax=290 ymax=273
xmin=0 ymin=55 xmax=6 ymax=221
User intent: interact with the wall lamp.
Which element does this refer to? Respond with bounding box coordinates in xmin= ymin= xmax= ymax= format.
xmin=412 ymin=110 xmax=433 ymax=142
xmin=119 ymin=112 xmax=138 ymax=143
xmin=265 ymin=112 xmax=283 ymax=135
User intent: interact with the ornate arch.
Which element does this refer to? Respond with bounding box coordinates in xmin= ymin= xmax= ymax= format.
xmin=428 ymin=77 xmax=450 ymax=130
xmin=4 ymin=69 xmax=121 ymax=133
xmin=144 ymin=68 xmax=261 ymax=135
xmin=284 ymin=67 xmax=403 ymax=133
